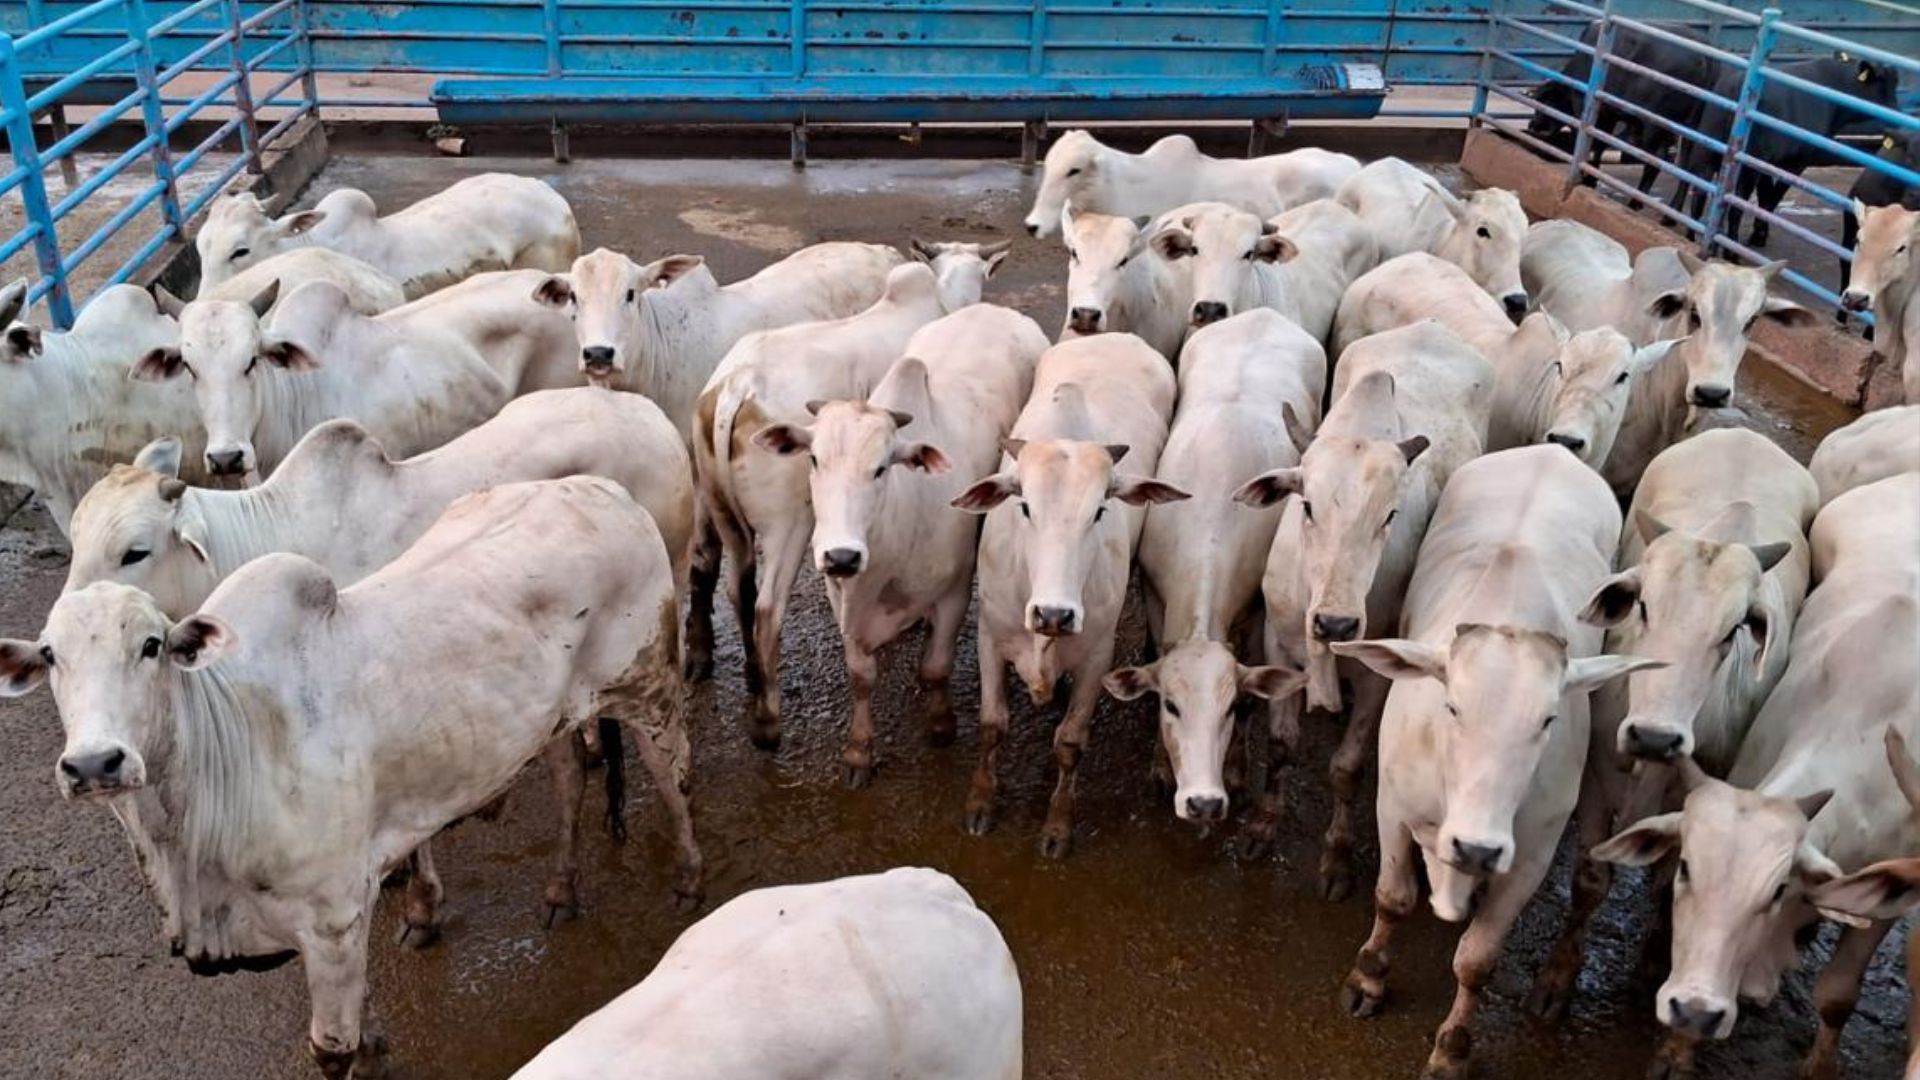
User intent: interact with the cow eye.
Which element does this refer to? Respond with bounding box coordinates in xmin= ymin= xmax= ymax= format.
xmin=39 ymin=644 xmax=54 ymax=667
xmin=230 ymin=247 xmax=250 ymax=261
xmin=243 ymin=357 xmax=258 ymax=376
xmin=140 ymin=636 xmax=162 ymax=660
xmin=872 ymin=466 xmax=886 ymax=480
xmin=625 ymin=288 xmax=636 ymax=303
xmin=1444 ymin=702 xmax=1460 ymax=718
xmin=1066 ymin=168 xmax=1082 ymax=178
xmin=1300 ymin=500 xmax=1314 ymax=523
xmin=1117 ymin=255 xmax=1130 ymax=268
xmin=1475 ymin=226 xmax=1491 ymax=240
xmin=1382 ymin=508 xmax=1398 ymax=530
xmin=120 ymin=548 xmax=151 ymax=567
xmin=1067 ymin=248 xmax=1079 ymax=264
xmin=1541 ymin=714 xmax=1557 ymax=731
xmin=1094 ymin=505 xmax=1106 ymax=523
xmin=1019 ymin=501 xmax=1031 ymax=520
xmin=807 ymin=453 xmax=818 ymax=468
xmin=1165 ymin=700 xmax=1181 ymax=718
xmin=1770 ymin=881 xmax=1788 ymax=905
xmin=1678 ymin=858 xmax=1691 ymax=884
xmin=1614 ymin=371 xmax=1630 ymax=386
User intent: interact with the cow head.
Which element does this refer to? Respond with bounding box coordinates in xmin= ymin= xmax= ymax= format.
xmin=1597 ymin=775 xmax=1838 ymax=1041
xmin=1151 ymin=205 xmax=1296 ymax=329
xmin=0 ymin=276 xmax=39 ymax=362
xmin=1103 ymin=641 xmax=1304 ymax=823
xmin=1841 ymin=203 xmax=1917 ymax=317
xmin=532 ymin=247 xmax=705 ymax=390
xmin=131 ymin=280 xmax=316 ymax=481
xmin=193 ymin=191 xmax=326 ymax=293
xmin=757 ymin=383 xmax=951 ymax=579
xmin=1428 ymin=186 xmax=1529 ymax=320
xmin=1335 ymin=625 xmax=1656 ymax=894
xmin=65 ymin=438 xmax=221 ymax=616
xmin=908 ymin=237 xmax=1012 ymax=312
xmin=954 ymin=437 xmax=1187 ymax=637
xmin=1059 ymin=204 xmax=1153 ymax=335
xmin=1024 ymin=130 xmax=1105 ymax=239
xmin=1665 ymin=256 xmax=1815 ymax=414
xmin=1582 ymin=511 xmax=1789 ymax=765
xmin=1541 ymin=329 xmax=1687 ymax=468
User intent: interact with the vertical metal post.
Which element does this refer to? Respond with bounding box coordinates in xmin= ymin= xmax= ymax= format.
xmin=125 ymin=0 xmax=185 ymax=241
xmin=1469 ymin=0 xmax=1504 ymax=123
xmin=0 ymin=34 xmax=73 ymax=327
xmin=223 ymin=0 xmax=263 ymax=174
xmin=1700 ymin=7 xmax=1776 ymax=257
xmin=790 ymin=0 xmax=806 ymax=76
xmin=293 ymin=0 xmax=319 ymax=116
xmin=543 ymin=0 xmax=561 ymax=76
xmin=1564 ymin=0 xmax=1615 ymax=190
xmin=1027 ymin=0 xmax=1045 ymax=76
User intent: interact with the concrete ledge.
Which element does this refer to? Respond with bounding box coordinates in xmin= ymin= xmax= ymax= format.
xmin=1460 ymin=126 xmax=1897 ymax=410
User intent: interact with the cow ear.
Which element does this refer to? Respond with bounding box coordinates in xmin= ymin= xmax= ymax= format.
xmin=1232 ymin=467 xmax=1302 ymax=508
xmin=752 ymin=423 xmax=812 ymax=456
xmin=280 ymin=209 xmax=325 ymax=236
xmin=133 ymin=436 xmax=184 ymax=478
xmin=1238 ymin=664 xmax=1307 ymax=701
xmin=0 ymin=276 xmax=28 ymax=326
xmin=1580 ymin=570 xmax=1641 ymax=627
xmin=1101 ymin=665 xmax=1158 ymax=702
xmin=1745 ymin=541 xmax=1790 ymax=574
xmin=1646 ymin=290 xmax=1688 ymax=321
xmin=1150 ymin=226 xmax=1195 ymax=261
xmin=1110 ymin=476 xmax=1190 ymax=507
xmin=951 ymin=473 xmax=1019 ymax=513
xmin=166 ymin=615 xmax=234 ymax=670
xmin=129 ymin=346 xmax=186 ymax=382
xmin=262 ymin=334 xmax=318 ymax=371
xmin=908 ymin=237 xmax=937 ymax=265
xmin=1281 ymin=402 xmax=1314 ymax=454
xmin=0 ymin=640 xmax=49 ymax=697
xmin=1761 ymin=294 xmax=1818 ymax=328
xmin=1886 ymin=727 xmax=1920 ymax=816
xmin=645 ymin=254 xmax=703 ymax=289
xmin=1631 ymin=338 xmax=1686 ymax=375
xmin=174 ymin=500 xmax=212 ymax=564
xmin=998 ymin=436 xmax=1026 ymax=460
xmin=1742 ymin=603 xmax=1774 ymax=677
xmin=531 ymin=275 xmax=574 ymax=308
xmin=1594 ymin=812 xmax=1683 ymax=867
xmin=1566 ymin=654 xmax=1666 ymax=693
xmin=1329 ymin=639 xmax=1446 ymax=683
xmin=6 ymin=324 xmax=42 ymax=359
xmin=890 ymin=442 xmax=950 ymax=474
xmin=1253 ymin=233 xmax=1298 ymax=264
xmin=1810 ymin=859 xmax=1920 ymax=927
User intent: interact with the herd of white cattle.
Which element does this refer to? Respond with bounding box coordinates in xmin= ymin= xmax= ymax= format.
xmin=0 ymin=131 xmax=1916 ymax=1080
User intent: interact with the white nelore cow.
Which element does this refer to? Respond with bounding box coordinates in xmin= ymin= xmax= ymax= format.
xmin=1330 ymin=445 xmax=1657 ymax=1079
xmin=1058 ymin=204 xmax=1190 ymax=357
xmin=1235 ymin=320 xmax=1494 ymax=894
xmin=1023 ymin=130 xmax=1359 ymax=238
xmin=1334 ymin=252 xmax=1568 ymax=452
xmin=531 ymin=242 xmax=903 ymax=436
xmin=140 ymin=281 xmax=509 ymax=481
xmin=1596 ymin=473 xmax=1920 ymax=1080
xmin=1334 ymin=158 xmax=1530 ymax=319
xmin=378 ymin=269 xmax=584 ymax=395
xmin=1538 ymin=328 xmax=1688 ymax=473
xmin=1808 ymin=403 xmax=1920 ymax=508
xmin=0 ymin=477 xmax=700 ymax=1080
xmin=758 ymin=305 xmax=1045 ymax=785
xmin=196 ymin=175 xmax=580 ymax=298
xmin=1840 ymin=202 xmax=1917 ymax=403
xmin=1102 ymin=310 xmax=1321 ymax=824
xmin=1521 ymin=428 xmax=1818 ymax=1022
xmin=1152 ymin=199 xmax=1378 ymax=343
xmin=199 ymin=247 xmax=405 ymax=315
xmin=511 ymin=868 xmax=1023 ymax=1080
xmin=0 ymin=280 xmax=207 ymax=534
xmin=907 ymin=236 xmax=1014 ymax=311
xmin=1520 ymin=219 xmax=1691 ymax=344
xmin=953 ymin=333 xmax=1184 ymax=857
xmin=693 ymin=259 xmax=980 ymax=719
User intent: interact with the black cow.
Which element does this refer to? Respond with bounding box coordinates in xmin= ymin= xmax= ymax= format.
xmin=1840 ymin=128 xmax=1920 ymax=289
xmin=1674 ymin=53 xmax=1902 ymax=250
xmin=1527 ymin=20 xmax=1716 ymax=208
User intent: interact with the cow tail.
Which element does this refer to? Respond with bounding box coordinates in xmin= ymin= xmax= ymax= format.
xmin=599 ymin=716 xmax=628 ymax=843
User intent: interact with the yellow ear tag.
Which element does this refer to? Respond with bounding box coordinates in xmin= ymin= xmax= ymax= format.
xmin=1839 ymin=51 xmax=1853 ymax=62
xmin=1888 ymin=135 xmax=1900 ymax=151
xmin=1858 ymin=68 xmax=1871 ymax=83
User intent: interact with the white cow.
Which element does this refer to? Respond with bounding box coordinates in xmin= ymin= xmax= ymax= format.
xmin=692 ymin=259 xmax=977 ymax=721
xmin=952 ymin=333 xmax=1185 ymax=856
xmin=1808 ymin=404 xmax=1920 ymax=507
xmin=907 ymin=236 xmax=1014 ymax=312
xmin=757 ymin=305 xmax=1045 ymax=785
xmin=139 ymin=281 xmax=509 ymax=481
xmin=1330 ymin=445 xmax=1656 ymax=1079
xmin=1023 ymin=130 xmax=1359 ymax=238
xmin=1152 ymin=199 xmax=1379 ymax=343
xmin=0 ymin=476 xmax=699 ymax=1079
xmin=1334 ymin=158 xmax=1529 ymax=318
xmin=1234 ymin=319 xmax=1494 ymax=894
xmin=375 ymin=268 xmax=583 ymax=395
xmin=1840 ymin=202 xmax=1917 ymax=403
xmin=1058 ymin=204 xmax=1190 ymax=358
xmin=1596 ymin=474 xmax=1920 ymax=1080
xmin=1334 ymin=252 xmax=1569 ymax=452
xmin=196 ymin=175 xmax=580 ymax=298
xmin=531 ymin=242 xmax=903 ymax=437
xmin=1538 ymin=328 xmax=1688 ymax=473
xmin=199 ymin=247 xmax=405 ymax=315
xmin=0 ymin=280 xmax=207 ymax=534
xmin=511 ymin=868 xmax=1023 ymax=1080
xmin=1520 ymin=219 xmax=1691 ymax=344
xmin=1102 ymin=310 xmax=1322 ymax=824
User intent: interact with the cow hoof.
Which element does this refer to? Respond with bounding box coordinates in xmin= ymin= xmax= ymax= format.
xmin=1238 ymin=817 xmax=1278 ymax=861
xmin=1421 ymin=1028 xmax=1473 ymax=1080
xmin=842 ymin=763 xmax=874 ymax=790
xmin=1319 ymin=865 xmax=1355 ymax=903
xmin=672 ymin=885 xmax=704 ymax=915
xmin=963 ymin=804 xmax=996 ymax=837
xmin=1340 ymin=975 xmax=1387 ymax=1019
xmin=1797 ymin=1053 xmax=1840 ymax=1080
xmin=1039 ymin=827 xmax=1074 ymax=860
xmin=748 ymin=726 xmax=782 ymax=752
xmin=683 ymin=653 xmax=714 ymax=683
xmin=926 ymin=723 xmax=957 ymax=748
xmin=394 ymin=919 xmax=441 ymax=951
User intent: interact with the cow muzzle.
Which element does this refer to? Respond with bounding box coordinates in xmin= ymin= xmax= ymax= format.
xmin=580 ymin=345 xmax=618 ymax=374
xmin=1621 ymin=720 xmax=1690 ymax=762
xmin=205 ymin=447 xmax=250 ymax=477
xmin=1444 ymin=835 xmax=1510 ymax=876
xmin=1545 ymin=431 xmax=1589 ymax=456
xmin=818 ymin=546 xmax=865 ymax=578
xmin=1180 ymin=791 xmax=1228 ymax=823
xmin=1310 ymin=611 xmax=1362 ymax=643
xmin=1689 ymin=383 xmax=1732 ymax=409
xmin=1190 ymin=301 xmax=1229 ymax=327
xmin=1067 ymin=306 xmax=1105 ymax=334
xmin=1027 ymin=602 xmax=1081 ymax=637
xmin=1840 ymin=289 xmax=1872 ymax=313
xmin=1663 ymin=993 xmax=1734 ymax=1040
xmin=1502 ymin=292 xmax=1530 ymax=323
xmin=58 ymin=744 xmax=140 ymax=797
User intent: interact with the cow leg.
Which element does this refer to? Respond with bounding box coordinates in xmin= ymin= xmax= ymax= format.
xmin=1838 ymin=208 xmax=1860 ymax=295
xmin=1749 ymin=175 xmax=1786 ymax=248
xmin=395 ymin=844 xmax=444 ymax=950
xmin=1322 ymin=670 xmax=1387 ymax=902
xmin=683 ymin=500 xmax=723 ymax=682
xmin=964 ymin=626 xmax=1011 ymax=837
xmin=300 ymin=908 xmax=381 ymax=1080
xmin=1525 ymin=757 xmax=1619 ymax=1020
xmin=841 ymin=636 xmax=881 ymax=789
xmin=1423 ymin=845 xmax=1554 ymax=1080
xmin=1040 ymin=663 xmax=1107 ymax=859
xmin=1342 ymin=820 xmax=1418 ymax=1018
xmin=727 ymin=539 xmax=764 ymax=746
xmin=1800 ymin=920 xmax=1895 ymax=1080
xmin=1241 ymin=688 xmax=1303 ymax=859
xmin=539 ymin=736 xmax=587 ymax=926
xmin=612 ymin=655 xmax=704 ymax=911
xmin=918 ymin=586 xmax=969 ymax=748
xmin=748 ymin=526 xmax=808 ymax=752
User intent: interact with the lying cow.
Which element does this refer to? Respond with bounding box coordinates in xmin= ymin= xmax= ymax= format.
xmin=1331 ymin=445 xmax=1656 ymax=1078
xmin=1058 ymin=203 xmax=1189 ymax=357
xmin=759 ymin=305 xmax=1045 ymax=785
xmin=141 ymin=281 xmax=509 ymax=482
xmin=511 ymin=868 xmax=1022 ymax=1080
xmin=196 ymin=175 xmax=580 ymax=298
xmin=1841 ymin=202 xmax=1917 ymax=404
xmin=1334 ymin=158 xmax=1529 ymax=319
xmin=199 ymin=247 xmax=405 ymax=315
xmin=953 ymin=333 xmax=1185 ymax=856
xmin=1236 ymin=320 xmax=1494 ymax=895
xmin=1105 ymin=310 xmax=1324 ymax=824
xmin=907 ymin=236 xmax=1014 ymax=312
xmin=0 ymin=476 xmax=699 ymax=1078
xmin=1023 ymin=130 xmax=1358 ymax=238
xmin=1596 ymin=471 xmax=1920 ymax=1080
xmin=1153 ymin=199 xmax=1378 ymax=343
xmin=0 ymin=280 xmax=206 ymax=534
xmin=1520 ymin=219 xmax=1690 ymax=345
xmin=1808 ymin=403 xmax=1920 ymax=508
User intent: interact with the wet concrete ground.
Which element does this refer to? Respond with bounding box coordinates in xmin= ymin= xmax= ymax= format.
xmin=0 ymin=154 xmax=1904 ymax=1080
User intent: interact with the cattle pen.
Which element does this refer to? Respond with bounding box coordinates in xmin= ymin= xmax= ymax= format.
xmin=0 ymin=1 xmax=1917 ymax=1079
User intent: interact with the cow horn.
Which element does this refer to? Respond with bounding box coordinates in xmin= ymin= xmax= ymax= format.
xmin=1635 ymin=510 xmax=1674 ymax=543
xmin=150 ymin=283 xmax=187 ymax=319
xmin=1103 ymin=443 xmax=1130 ymax=464
xmin=998 ymin=436 xmax=1026 ymax=458
xmin=886 ymin=409 xmax=914 ymax=429
xmin=804 ymin=399 xmax=828 ymax=416
xmin=979 ymin=238 xmax=1014 ymax=257
xmin=248 ymin=279 xmax=280 ymax=318
xmin=908 ymin=237 xmax=937 ymax=262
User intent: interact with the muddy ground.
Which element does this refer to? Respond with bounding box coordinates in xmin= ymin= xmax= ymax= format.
xmin=0 ymin=154 xmax=1903 ymax=1080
